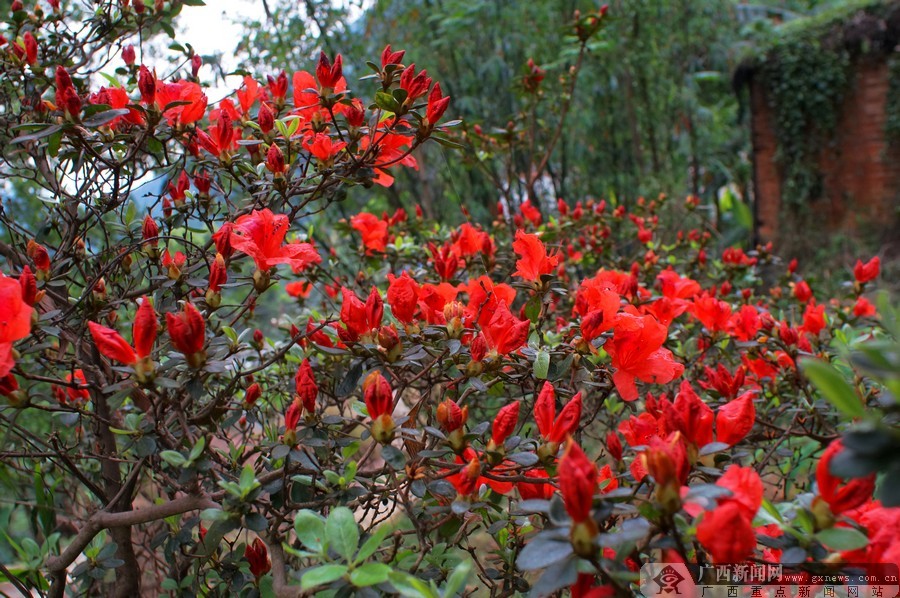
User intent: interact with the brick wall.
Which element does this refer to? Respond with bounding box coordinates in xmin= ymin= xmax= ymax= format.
xmin=750 ymin=58 xmax=900 ymax=246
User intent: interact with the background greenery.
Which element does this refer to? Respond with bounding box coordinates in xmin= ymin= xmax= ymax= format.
xmin=229 ymin=0 xmax=875 ymax=232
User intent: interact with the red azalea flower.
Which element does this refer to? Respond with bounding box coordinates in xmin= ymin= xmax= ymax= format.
xmin=267 ymin=71 xmax=289 ymax=103
xmin=0 ymin=373 xmax=18 ymax=397
xmin=425 ymin=82 xmax=450 ymax=125
xmin=399 ymin=63 xmax=432 ymax=104
xmin=816 ymin=440 xmax=875 ymax=514
xmin=381 ymin=44 xmax=405 ymax=69
xmin=715 ymin=391 xmax=756 ymax=446
xmin=657 ymin=269 xmax=701 ymax=300
xmin=520 ymin=200 xmax=541 ymax=226
xmin=27 ymin=239 xmax=51 ymax=274
xmin=257 ymin=101 xmax=274 ymax=133
xmin=64 ymin=369 xmax=90 ymax=404
xmin=482 ymin=301 xmax=530 ymax=355
xmin=339 ymin=286 xmax=383 ymax=342
xmin=699 ymin=364 xmax=746 ymax=400
xmin=244 ymin=538 xmax=271 ymax=579
xmin=436 ymin=398 xmax=468 ymax=433
xmin=517 ymin=468 xmax=554 ymax=500
xmin=642 ymin=432 xmax=690 ymax=488
xmin=716 ymin=465 xmax=763 ymax=519
xmin=387 ymin=272 xmax=419 ymax=324
xmin=605 ymin=431 xmax=623 ymax=461
xmin=265 ymin=143 xmax=286 ymax=175
xmin=571 ymin=574 xmax=616 ymax=598
xmin=363 ymin=132 xmax=419 ymax=187
xmin=490 ymin=401 xmax=520 ymax=448
xmin=853 ymin=297 xmax=876 ymax=318
xmin=533 ymin=382 xmax=582 ymax=444
xmin=800 ymin=301 xmax=826 ymax=336
xmin=598 ymin=464 xmax=618 ymax=494
xmin=243 ymin=383 xmax=262 ymax=407
xmin=669 ymin=381 xmax=714 ymax=448
xmin=0 ymin=275 xmax=33 ymax=345
xmin=793 ymin=280 xmax=813 ymax=303
xmin=284 ymin=399 xmax=303 ymax=433
xmin=697 ymin=501 xmax=756 ymax=564
xmin=166 ymin=302 xmax=206 ymax=363
xmin=294 ymin=358 xmax=318 ymax=414
xmin=618 ymin=412 xmax=659 ymax=448
xmin=463 ymin=276 xmax=516 ymax=328
xmin=304 ymin=132 xmax=347 ymax=163
xmin=452 ymin=453 xmax=482 ymax=497
xmin=208 ymin=254 xmax=228 ymax=294
xmin=0 ymin=275 xmax=32 ymax=378
xmin=17 ymin=267 xmax=39 ymax=306
xmin=285 ymin=280 xmax=312 ymax=298
xmin=362 ymin=371 xmax=393 ymax=420
xmin=428 ymin=243 xmax=459 ymax=281
xmin=88 ymin=322 xmax=137 ymax=364
xmin=512 ymin=230 xmax=560 ymax=281
xmin=212 ymin=222 xmax=234 ymax=259
xmin=236 ymin=76 xmax=259 ymax=113
xmin=728 ymin=304 xmax=761 ymax=342
xmin=689 ymin=292 xmax=732 ymax=333
xmin=350 ymin=212 xmax=389 ymax=253
xmin=559 ymin=440 xmax=597 ymax=523
xmin=142 ymin=215 xmax=159 ymax=248
xmin=451 ymin=223 xmax=491 ymax=259
xmin=606 ymin=310 xmax=684 ymax=402
xmin=229 ymin=209 xmax=321 ymax=273
xmin=853 ymin=256 xmax=880 ymax=284
xmin=315 ymin=51 xmax=343 ymax=91
xmin=138 ymin=66 xmax=156 ymax=104
xmin=292 ymin=69 xmax=347 ymax=120
xmin=155 ymin=80 xmax=207 ymax=126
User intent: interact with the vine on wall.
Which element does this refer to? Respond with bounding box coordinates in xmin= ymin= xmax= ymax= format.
xmin=752 ymin=1 xmax=900 ymax=211
xmin=760 ymin=36 xmax=850 ymax=210
xmin=885 ymin=54 xmax=900 ymax=142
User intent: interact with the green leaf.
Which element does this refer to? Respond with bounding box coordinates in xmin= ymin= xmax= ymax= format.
xmin=516 ymin=534 xmax=573 ymax=570
xmin=350 ymin=562 xmax=392 ymax=587
xmin=238 ymin=465 xmax=260 ymax=497
xmin=244 ymin=512 xmax=268 ymax=532
xmin=325 ymin=507 xmax=359 ymax=562
xmin=301 ymin=564 xmax=348 ymax=590
xmin=374 ymin=91 xmax=400 ymax=113
xmin=82 ymin=108 xmax=130 ymax=128
xmin=188 ymin=437 xmax=206 ymax=462
xmin=10 ymin=124 xmax=63 ymax=144
xmin=294 ymin=510 xmax=326 ymax=553
xmin=800 ymin=358 xmax=865 ymax=419
xmin=199 ymin=508 xmax=230 ymax=522
xmin=389 ymin=571 xmax=440 ymax=598
xmin=159 ymin=450 xmax=187 ymax=467
xmin=354 ymin=522 xmax=392 ymax=564
xmin=441 ymin=559 xmax=472 ymax=596
xmin=533 ymin=349 xmax=550 ymax=380
xmin=816 ymin=527 xmax=869 ymax=551
xmin=381 ymin=445 xmax=407 ymax=470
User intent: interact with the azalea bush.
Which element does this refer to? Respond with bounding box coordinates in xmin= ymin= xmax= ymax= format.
xmin=1 ymin=2 xmax=898 ymax=598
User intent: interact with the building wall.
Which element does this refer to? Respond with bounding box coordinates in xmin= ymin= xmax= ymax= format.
xmin=750 ymin=59 xmax=900 ymax=246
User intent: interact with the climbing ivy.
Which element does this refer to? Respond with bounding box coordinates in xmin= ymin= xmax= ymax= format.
xmin=752 ymin=0 xmax=900 ymax=210
xmin=760 ymin=36 xmax=850 ymax=209
xmin=885 ymin=55 xmax=900 ymax=142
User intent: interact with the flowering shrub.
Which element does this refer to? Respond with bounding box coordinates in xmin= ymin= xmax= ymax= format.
xmin=0 ymin=2 xmax=898 ymax=598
